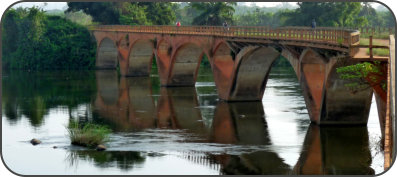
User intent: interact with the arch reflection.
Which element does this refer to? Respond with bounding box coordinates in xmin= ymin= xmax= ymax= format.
xmin=94 ymin=71 xmax=156 ymax=131
xmin=210 ymin=101 xmax=291 ymax=175
xmin=156 ymin=87 xmax=205 ymax=134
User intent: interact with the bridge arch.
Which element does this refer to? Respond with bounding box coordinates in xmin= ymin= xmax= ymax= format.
xmin=168 ymin=43 xmax=205 ymax=86
xmin=319 ymin=59 xmax=373 ymax=125
xmin=230 ymin=46 xmax=280 ymax=100
xmin=96 ymin=37 xmax=118 ymax=69
xmin=95 ymin=71 xmax=120 ymax=106
xmin=124 ymin=39 xmax=154 ymax=76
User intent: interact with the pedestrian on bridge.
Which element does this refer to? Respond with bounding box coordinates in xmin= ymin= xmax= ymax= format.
xmin=311 ymin=19 xmax=316 ymax=29
xmin=311 ymin=19 xmax=316 ymax=35
xmin=223 ymin=21 xmax=229 ymax=32
xmin=176 ymin=21 xmax=181 ymax=27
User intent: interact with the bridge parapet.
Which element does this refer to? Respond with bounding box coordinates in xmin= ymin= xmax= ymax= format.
xmin=89 ymin=25 xmax=360 ymax=48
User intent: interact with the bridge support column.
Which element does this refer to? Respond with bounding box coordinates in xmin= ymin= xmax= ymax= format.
xmin=212 ymin=44 xmax=280 ymax=101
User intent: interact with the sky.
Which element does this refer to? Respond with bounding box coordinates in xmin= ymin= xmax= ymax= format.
xmin=7 ymin=1 xmax=386 ymax=11
xmin=12 ymin=2 xmax=294 ymax=10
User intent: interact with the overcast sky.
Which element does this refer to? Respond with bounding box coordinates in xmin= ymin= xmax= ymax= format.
xmin=13 ymin=2 xmax=295 ymax=10
xmin=11 ymin=1 xmax=386 ymax=11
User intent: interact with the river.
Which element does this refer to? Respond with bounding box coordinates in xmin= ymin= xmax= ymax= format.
xmin=1 ymin=66 xmax=384 ymax=175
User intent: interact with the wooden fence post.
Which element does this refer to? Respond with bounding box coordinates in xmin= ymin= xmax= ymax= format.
xmin=370 ymin=35 xmax=373 ymax=58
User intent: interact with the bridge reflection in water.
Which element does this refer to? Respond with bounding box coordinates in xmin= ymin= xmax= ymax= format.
xmin=90 ymin=71 xmax=374 ymax=175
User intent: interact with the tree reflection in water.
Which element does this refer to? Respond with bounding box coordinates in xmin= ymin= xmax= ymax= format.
xmin=66 ymin=150 xmax=145 ymax=171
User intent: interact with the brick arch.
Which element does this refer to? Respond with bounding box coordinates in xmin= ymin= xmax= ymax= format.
xmin=230 ymin=46 xmax=280 ymax=100
xmin=167 ymin=43 xmax=205 ymax=86
xmin=122 ymin=39 xmax=154 ymax=76
xmin=96 ymin=37 xmax=118 ymax=69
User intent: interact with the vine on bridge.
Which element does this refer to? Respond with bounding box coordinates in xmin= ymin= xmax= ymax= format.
xmin=336 ymin=61 xmax=387 ymax=102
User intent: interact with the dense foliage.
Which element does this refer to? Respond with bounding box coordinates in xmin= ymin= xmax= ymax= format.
xmin=66 ymin=2 xmax=176 ymax=25
xmin=190 ymin=2 xmax=236 ymax=25
xmin=233 ymin=2 xmax=394 ymax=27
xmin=2 ymin=7 xmax=96 ymax=70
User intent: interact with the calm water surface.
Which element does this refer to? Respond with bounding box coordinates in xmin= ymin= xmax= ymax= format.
xmin=2 ymin=67 xmax=384 ymax=175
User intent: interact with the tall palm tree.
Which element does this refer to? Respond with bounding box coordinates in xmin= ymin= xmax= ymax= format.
xmin=190 ymin=2 xmax=236 ymax=25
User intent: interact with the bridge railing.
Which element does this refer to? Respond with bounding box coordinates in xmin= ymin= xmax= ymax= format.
xmin=89 ymin=25 xmax=360 ymax=47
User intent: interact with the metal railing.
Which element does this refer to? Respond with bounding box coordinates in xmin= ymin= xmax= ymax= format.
xmin=89 ymin=25 xmax=361 ymax=47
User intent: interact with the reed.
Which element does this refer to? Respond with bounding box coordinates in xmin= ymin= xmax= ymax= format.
xmin=67 ymin=121 xmax=112 ymax=148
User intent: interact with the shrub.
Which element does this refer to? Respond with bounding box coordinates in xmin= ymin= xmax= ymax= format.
xmin=67 ymin=121 xmax=112 ymax=148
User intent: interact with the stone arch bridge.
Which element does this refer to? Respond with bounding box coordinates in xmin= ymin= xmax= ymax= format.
xmin=90 ymin=25 xmax=375 ymax=125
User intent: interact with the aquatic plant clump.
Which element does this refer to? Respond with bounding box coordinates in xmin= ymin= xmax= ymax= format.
xmin=67 ymin=121 xmax=112 ymax=148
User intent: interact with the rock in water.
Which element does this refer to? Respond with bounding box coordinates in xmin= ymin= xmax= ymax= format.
xmin=30 ymin=139 xmax=41 ymax=145
xmin=96 ymin=144 xmax=106 ymax=151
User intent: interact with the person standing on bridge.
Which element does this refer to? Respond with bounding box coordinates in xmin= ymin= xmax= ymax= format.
xmin=176 ymin=21 xmax=181 ymax=32
xmin=311 ymin=19 xmax=316 ymax=35
xmin=223 ymin=21 xmax=229 ymax=32
xmin=311 ymin=19 xmax=316 ymax=29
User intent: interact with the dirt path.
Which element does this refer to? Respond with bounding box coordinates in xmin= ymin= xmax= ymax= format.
xmin=354 ymin=38 xmax=389 ymax=58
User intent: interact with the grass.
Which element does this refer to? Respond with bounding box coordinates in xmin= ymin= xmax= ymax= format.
xmin=360 ymin=32 xmax=392 ymax=40
xmin=67 ymin=121 xmax=112 ymax=148
xmin=360 ymin=38 xmax=390 ymax=57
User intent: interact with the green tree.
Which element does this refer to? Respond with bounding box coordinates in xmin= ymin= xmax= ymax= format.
xmin=283 ymin=2 xmax=367 ymax=27
xmin=67 ymin=2 xmax=120 ymax=24
xmin=139 ymin=2 xmax=176 ymax=25
xmin=118 ymin=2 xmax=148 ymax=25
xmin=190 ymin=2 xmax=236 ymax=25
xmin=66 ymin=2 xmax=176 ymax=25
xmin=2 ymin=7 xmax=96 ymax=70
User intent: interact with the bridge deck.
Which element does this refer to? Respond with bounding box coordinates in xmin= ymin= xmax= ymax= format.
xmin=89 ymin=25 xmax=360 ymax=50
